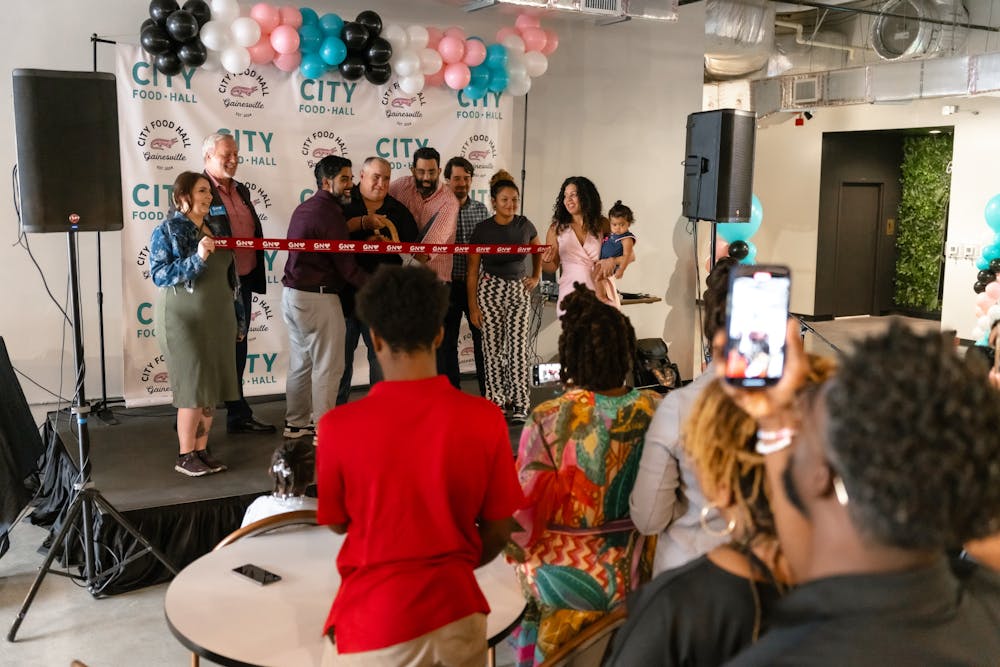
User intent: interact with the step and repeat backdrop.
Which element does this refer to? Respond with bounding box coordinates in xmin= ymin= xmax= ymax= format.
xmin=116 ymin=43 xmax=512 ymax=406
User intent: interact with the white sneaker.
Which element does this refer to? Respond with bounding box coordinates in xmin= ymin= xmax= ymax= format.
xmin=283 ymin=422 xmax=316 ymax=439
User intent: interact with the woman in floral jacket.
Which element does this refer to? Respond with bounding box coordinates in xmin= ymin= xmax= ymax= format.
xmin=506 ymin=283 xmax=660 ymax=666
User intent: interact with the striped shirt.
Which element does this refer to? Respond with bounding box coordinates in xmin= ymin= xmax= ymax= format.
xmin=388 ymin=176 xmax=460 ymax=283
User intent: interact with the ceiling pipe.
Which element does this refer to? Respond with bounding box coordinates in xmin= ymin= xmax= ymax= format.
xmin=775 ymin=19 xmax=856 ymax=58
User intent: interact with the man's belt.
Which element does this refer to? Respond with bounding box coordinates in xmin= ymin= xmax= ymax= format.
xmin=214 ymin=238 xmax=544 ymax=255
xmin=291 ymin=285 xmax=337 ymax=294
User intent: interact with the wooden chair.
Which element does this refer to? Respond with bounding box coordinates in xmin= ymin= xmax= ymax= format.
xmin=537 ymin=606 xmax=628 ymax=667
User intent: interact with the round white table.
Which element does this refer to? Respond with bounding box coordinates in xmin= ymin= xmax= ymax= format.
xmin=165 ymin=525 xmax=525 ymax=667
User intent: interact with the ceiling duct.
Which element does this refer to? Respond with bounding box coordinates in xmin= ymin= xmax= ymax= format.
xmin=870 ymin=0 xmax=969 ymax=61
xmin=704 ymin=0 xmax=776 ymax=79
xmin=464 ymin=0 xmax=678 ymax=22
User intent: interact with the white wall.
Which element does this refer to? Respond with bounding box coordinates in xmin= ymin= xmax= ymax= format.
xmin=752 ymin=94 xmax=1000 ymax=338
xmin=1 ymin=0 xmax=706 ymax=411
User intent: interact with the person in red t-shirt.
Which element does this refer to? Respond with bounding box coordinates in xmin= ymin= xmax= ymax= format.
xmin=316 ymin=264 xmax=524 ymax=667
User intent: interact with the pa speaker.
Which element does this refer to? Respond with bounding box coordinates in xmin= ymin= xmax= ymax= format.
xmin=13 ymin=69 xmax=123 ymax=233
xmin=682 ymin=108 xmax=756 ymax=223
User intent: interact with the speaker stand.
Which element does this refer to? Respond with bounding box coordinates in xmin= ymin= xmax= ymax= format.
xmin=7 ymin=227 xmax=176 ymax=643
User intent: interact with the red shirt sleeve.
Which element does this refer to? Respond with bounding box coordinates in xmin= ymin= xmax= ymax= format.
xmin=316 ymin=412 xmax=348 ymax=526
xmin=479 ymin=412 xmax=526 ymax=521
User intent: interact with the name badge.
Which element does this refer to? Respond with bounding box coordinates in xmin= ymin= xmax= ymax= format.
xmin=209 ymin=205 xmax=227 ymax=217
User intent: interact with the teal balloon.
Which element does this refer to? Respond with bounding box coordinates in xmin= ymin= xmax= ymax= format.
xmin=977 ymin=255 xmax=991 ymax=271
xmin=319 ymin=36 xmax=347 ymax=65
xmin=462 ymin=83 xmax=487 ymax=103
xmin=487 ymin=68 xmax=508 ymax=93
xmin=319 ymin=13 xmax=344 ymax=37
xmin=984 ymin=243 xmax=1000 ymax=262
xmin=986 ymin=194 xmax=1000 ymax=232
xmin=485 ymin=43 xmax=507 ymax=70
xmin=750 ymin=193 xmax=763 ymax=226
xmin=470 ymin=65 xmax=489 ymax=89
xmin=739 ymin=241 xmax=758 ymax=265
xmin=300 ymin=7 xmax=319 ymax=25
xmin=299 ymin=24 xmax=324 ymax=54
xmin=300 ymin=53 xmax=328 ymax=79
xmin=718 ymin=193 xmax=763 ymax=242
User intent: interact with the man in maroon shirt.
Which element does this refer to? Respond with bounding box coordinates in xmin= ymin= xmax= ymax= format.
xmin=316 ymin=265 xmax=523 ymax=666
xmin=201 ymin=133 xmax=275 ymax=434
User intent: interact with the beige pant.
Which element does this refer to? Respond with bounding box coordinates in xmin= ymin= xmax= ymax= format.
xmin=321 ymin=613 xmax=488 ymax=667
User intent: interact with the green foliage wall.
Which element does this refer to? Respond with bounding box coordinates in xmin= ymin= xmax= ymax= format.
xmin=894 ymin=134 xmax=953 ymax=311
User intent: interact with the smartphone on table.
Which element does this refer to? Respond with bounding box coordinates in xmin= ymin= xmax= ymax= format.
xmin=724 ymin=265 xmax=791 ymax=387
xmin=531 ymin=362 xmax=561 ymax=386
xmin=232 ymin=563 xmax=281 ymax=586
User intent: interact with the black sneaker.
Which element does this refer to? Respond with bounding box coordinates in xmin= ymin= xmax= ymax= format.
xmin=175 ymin=451 xmax=213 ymax=477
xmin=510 ymin=410 xmax=529 ymax=424
xmin=196 ymin=448 xmax=227 ymax=473
xmin=283 ymin=422 xmax=316 ymax=439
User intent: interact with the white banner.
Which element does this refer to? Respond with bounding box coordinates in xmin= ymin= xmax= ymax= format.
xmin=115 ymin=44 xmax=511 ymax=406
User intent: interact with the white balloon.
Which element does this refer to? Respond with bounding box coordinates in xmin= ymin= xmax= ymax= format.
xmin=406 ymin=25 xmax=429 ymax=50
xmin=210 ymin=0 xmax=240 ymax=25
xmin=399 ymin=74 xmax=426 ymax=95
xmin=419 ymin=48 xmax=443 ymax=76
xmin=230 ymin=17 xmax=262 ymax=48
xmin=524 ymin=51 xmax=548 ymax=78
xmin=200 ymin=20 xmax=231 ymax=52
xmin=990 ymin=304 xmax=1000 ymax=319
xmin=507 ymin=72 xmax=531 ymax=96
xmin=506 ymin=59 xmax=527 ymax=81
xmin=201 ymin=49 xmax=224 ymax=71
xmin=973 ymin=326 xmax=985 ymax=339
xmin=221 ymin=46 xmax=251 ymax=74
xmin=978 ymin=315 xmax=991 ymax=329
xmin=382 ymin=24 xmax=409 ymax=51
xmin=501 ymin=34 xmax=526 ymax=55
xmin=393 ymin=50 xmax=421 ymax=77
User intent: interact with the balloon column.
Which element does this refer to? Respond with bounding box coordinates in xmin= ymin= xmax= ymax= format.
xmin=715 ymin=194 xmax=764 ymax=264
xmin=970 ymin=194 xmax=1000 ymax=345
xmin=140 ymin=0 xmax=210 ymax=75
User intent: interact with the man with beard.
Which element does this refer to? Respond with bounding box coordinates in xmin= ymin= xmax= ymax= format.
xmin=281 ymin=156 xmax=369 ymax=439
xmin=201 ymin=133 xmax=275 ymax=434
xmin=336 ymin=157 xmax=418 ymax=405
xmin=723 ymin=322 xmax=1000 ymax=665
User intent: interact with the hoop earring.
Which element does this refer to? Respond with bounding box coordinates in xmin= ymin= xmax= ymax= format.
xmin=832 ymin=475 xmax=850 ymax=507
xmin=700 ymin=504 xmax=736 ymax=538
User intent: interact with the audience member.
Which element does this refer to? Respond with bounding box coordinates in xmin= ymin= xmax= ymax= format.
xmin=467 ymin=171 xmax=541 ymax=422
xmin=240 ymin=440 xmax=317 ymax=527
xmin=596 ymin=200 xmax=637 ymax=304
xmin=149 ymin=171 xmax=239 ymax=477
xmin=316 ymin=265 xmax=523 ymax=666
xmin=281 ymin=156 xmax=368 ymax=439
xmin=505 ymin=284 xmax=659 ymax=666
xmin=441 ymin=156 xmax=489 ymax=393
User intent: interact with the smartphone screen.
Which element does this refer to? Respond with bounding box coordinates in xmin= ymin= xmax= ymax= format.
xmin=232 ymin=563 xmax=281 ymax=586
xmin=724 ymin=266 xmax=791 ymax=387
xmin=532 ymin=363 xmax=561 ymax=386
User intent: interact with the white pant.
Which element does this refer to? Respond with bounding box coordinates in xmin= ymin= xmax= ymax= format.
xmin=282 ymin=287 xmax=345 ymax=427
xmin=322 ymin=613 xmax=487 ymax=667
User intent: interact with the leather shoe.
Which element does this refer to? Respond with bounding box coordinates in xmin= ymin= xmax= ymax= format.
xmin=227 ymin=417 xmax=277 ymax=434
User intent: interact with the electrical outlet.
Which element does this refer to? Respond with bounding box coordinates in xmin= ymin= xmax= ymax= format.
xmin=964 ymin=244 xmax=978 ymax=260
xmin=946 ymin=243 xmax=960 ymax=258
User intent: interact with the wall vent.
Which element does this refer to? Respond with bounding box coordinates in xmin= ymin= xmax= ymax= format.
xmin=792 ymin=76 xmax=821 ymax=103
xmin=582 ymin=0 xmax=624 ymax=15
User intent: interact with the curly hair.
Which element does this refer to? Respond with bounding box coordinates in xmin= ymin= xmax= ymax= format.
xmin=824 ymin=322 xmax=1000 ymax=548
xmin=270 ymin=440 xmax=315 ymax=497
xmin=558 ymin=283 xmax=636 ymax=390
xmin=489 ymin=169 xmax=518 ymax=199
xmin=608 ymin=200 xmax=635 ymax=224
xmin=552 ymin=176 xmax=605 ymax=238
xmin=356 ymin=265 xmax=449 ymax=353
xmin=703 ymin=257 xmax=738 ymax=342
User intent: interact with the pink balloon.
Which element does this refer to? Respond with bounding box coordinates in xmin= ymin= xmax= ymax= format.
xmin=977 ymin=292 xmax=994 ymax=309
xmin=463 ymin=39 xmax=486 ymax=67
xmin=270 ymin=25 xmax=300 ymax=55
xmin=541 ymin=29 xmax=559 ymax=55
xmin=426 ymin=26 xmax=443 ymax=50
xmin=250 ymin=3 xmax=281 ymax=33
xmin=437 ymin=35 xmax=465 ymax=65
xmin=443 ymin=63 xmax=471 ymax=90
xmin=987 ymin=282 xmax=1000 ymax=300
xmin=273 ymin=51 xmax=301 ymax=72
xmin=515 ymin=13 xmax=541 ymax=31
xmin=248 ymin=35 xmax=276 ymax=64
xmin=520 ymin=26 xmax=547 ymax=52
xmin=279 ymin=6 xmax=302 ymax=28
xmin=444 ymin=26 xmax=466 ymax=41
xmin=425 ymin=68 xmax=446 ymax=87
xmin=496 ymin=27 xmax=519 ymax=43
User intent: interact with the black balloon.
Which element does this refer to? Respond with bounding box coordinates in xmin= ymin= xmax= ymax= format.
xmin=366 ymin=37 xmax=392 ymax=65
xmin=991 ymin=258 xmax=1000 ymax=272
xmin=178 ymin=39 xmax=208 ymax=67
xmin=154 ymin=50 xmax=184 ymax=76
xmin=979 ymin=269 xmax=996 ymax=283
xmin=341 ymin=22 xmax=370 ymax=51
xmin=356 ymin=10 xmax=383 ymax=37
xmin=166 ymin=9 xmax=199 ymax=42
xmin=975 ymin=280 xmax=989 ymax=294
xmin=365 ymin=62 xmax=392 ymax=85
xmin=141 ymin=24 xmax=173 ymax=55
xmin=182 ymin=0 xmax=211 ymax=26
xmin=338 ymin=55 xmax=366 ymax=81
xmin=149 ymin=0 xmax=180 ymax=25
xmin=141 ymin=18 xmax=158 ymax=33
xmin=728 ymin=240 xmax=750 ymax=260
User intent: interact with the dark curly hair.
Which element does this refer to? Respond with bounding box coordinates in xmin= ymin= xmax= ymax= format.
xmin=558 ymin=283 xmax=636 ymax=390
xmin=703 ymin=257 xmax=738 ymax=342
xmin=552 ymin=176 xmax=605 ymax=238
xmin=270 ymin=440 xmax=315 ymax=496
xmin=356 ymin=265 xmax=449 ymax=353
xmin=608 ymin=200 xmax=635 ymax=224
xmin=823 ymin=322 xmax=1000 ymax=548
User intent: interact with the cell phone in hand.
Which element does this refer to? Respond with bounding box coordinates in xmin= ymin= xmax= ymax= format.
xmin=232 ymin=563 xmax=281 ymax=586
xmin=723 ymin=265 xmax=791 ymax=387
xmin=531 ymin=362 xmax=561 ymax=386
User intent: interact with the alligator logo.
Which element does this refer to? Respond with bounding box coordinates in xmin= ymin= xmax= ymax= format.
xmin=391 ymin=97 xmax=415 ymax=108
xmin=150 ymin=138 xmax=179 ymax=150
xmin=467 ymin=149 xmax=490 ymax=161
xmin=312 ymin=147 xmax=337 ymax=158
xmin=153 ymin=372 xmax=169 ymax=383
xmin=230 ymin=85 xmax=258 ymax=98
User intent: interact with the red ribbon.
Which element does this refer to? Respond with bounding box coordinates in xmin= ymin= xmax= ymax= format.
xmin=213 ymin=237 xmax=546 ymax=255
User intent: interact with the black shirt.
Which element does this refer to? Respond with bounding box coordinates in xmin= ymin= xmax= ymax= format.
xmin=469 ymin=215 xmax=537 ymax=280
xmin=724 ymin=557 xmax=1000 ymax=666
xmin=606 ymin=554 xmax=782 ymax=667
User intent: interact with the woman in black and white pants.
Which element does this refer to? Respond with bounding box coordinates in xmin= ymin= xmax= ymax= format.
xmin=468 ymin=171 xmax=542 ymax=422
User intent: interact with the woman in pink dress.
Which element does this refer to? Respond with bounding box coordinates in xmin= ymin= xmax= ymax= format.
xmin=541 ymin=177 xmax=619 ymax=316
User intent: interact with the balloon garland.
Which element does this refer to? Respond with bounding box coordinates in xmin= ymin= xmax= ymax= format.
xmin=715 ymin=194 xmax=763 ymax=265
xmin=139 ymin=3 xmax=560 ymax=98
xmin=970 ymin=194 xmax=1000 ymax=345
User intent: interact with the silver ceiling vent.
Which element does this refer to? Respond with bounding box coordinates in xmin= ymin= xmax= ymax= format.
xmin=870 ymin=0 xmax=969 ymax=61
xmin=704 ymin=0 xmax=775 ymax=79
